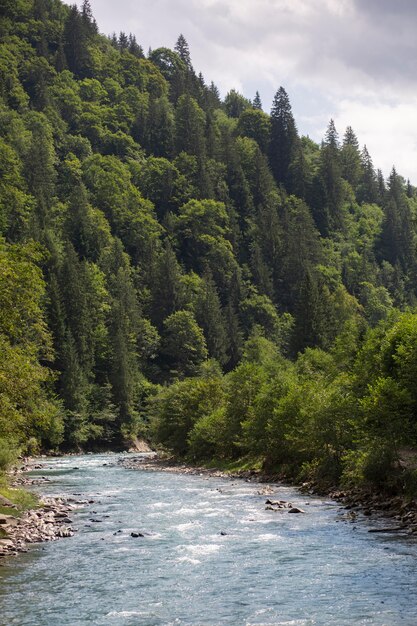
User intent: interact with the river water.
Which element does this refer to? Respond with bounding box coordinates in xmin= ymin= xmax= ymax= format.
xmin=1 ymin=454 xmax=417 ymax=625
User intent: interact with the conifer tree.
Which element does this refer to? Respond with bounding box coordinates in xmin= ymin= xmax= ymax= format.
xmin=175 ymin=34 xmax=192 ymax=70
xmin=253 ymin=91 xmax=262 ymax=110
xmin=196 ymin=272 xmax=229 ymax=365
xmin=269 ymin=87 xmax=298 ymax=189
xmin=25 ymin=114 xmax=56 ymax=233
xmin=150 ymin=242 xmax=184 ymax=328
xmin=312 ymin=119 xmax=344 ymax=234
xmin=379 ymin=168 xmax=415 ymax=275
xmin=63 ymin=4 xmax=92 ymax=77
xmin=175 ymin=94 xmax=206 ymax=158
xmin=104 ymin=240 xmax=141 ymax=431
xmin=357 ymin=146 xmax=378 ymax=203
xmin=341 ymin=126 xmax=362 ymax=188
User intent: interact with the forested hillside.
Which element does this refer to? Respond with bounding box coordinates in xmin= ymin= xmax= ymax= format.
xmin=1 ymin=0 xmax=417 ymax=492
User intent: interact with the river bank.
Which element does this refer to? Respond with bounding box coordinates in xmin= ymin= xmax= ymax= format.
xmin=120 ymin=454 xmax=417 ymax=535
xmin=2 ymin=451 xmax=416 ymax=562
xmin=2 ymin=453 xmax=417 ymax=625
xmin=0 ymin=463 xmax=87 ymax=561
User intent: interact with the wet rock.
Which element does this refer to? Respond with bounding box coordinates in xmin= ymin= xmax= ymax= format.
xmin=220 ymin=531 xmax=228 ymax=536
xmin=130 ymin=532 xmax=144 ymax=538
xmin=288 ymin=507 xmax=305 ymax=514
xmin=57 ymin=526 xmax=74 ymax=538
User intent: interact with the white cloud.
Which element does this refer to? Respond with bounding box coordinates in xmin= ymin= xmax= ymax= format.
xmin=334 ymin=98 xmax=417 ymax=180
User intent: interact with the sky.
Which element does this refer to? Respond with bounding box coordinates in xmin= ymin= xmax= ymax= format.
xmin=76 ymin=0 xmax=417 ymax=182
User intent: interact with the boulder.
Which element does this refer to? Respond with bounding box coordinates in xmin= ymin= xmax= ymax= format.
xmin=288 ymin=507 xmax=305 ymax=514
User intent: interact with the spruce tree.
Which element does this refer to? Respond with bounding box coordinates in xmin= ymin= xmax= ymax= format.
xmin=357 ymin=146 xmax=378 ymax=203
xmin=313 ymin=119 xmax=345 ymax=234
xmin=341 ymin=126 xmax=362 ymax=188
xmin=196 ymin=272 xmax=229 ymax=365
xmin=269 ymin=87 xmax=298 ymax=189
xmin=175 ymin=34 xmax=192 ymax=69
xmin=253 ymin=91 xmax=262 ymax=110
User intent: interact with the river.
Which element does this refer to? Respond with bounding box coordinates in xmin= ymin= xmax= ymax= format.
xmin=0 ymin=454 xmax=417 ymax=625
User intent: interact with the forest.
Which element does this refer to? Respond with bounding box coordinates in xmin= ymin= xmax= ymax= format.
xmin=1 ymin=0 xmax=417 ymax=495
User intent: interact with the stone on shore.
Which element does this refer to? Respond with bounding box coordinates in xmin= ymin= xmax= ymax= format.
xmin=0 ymin=496 xmax=81 ymax=559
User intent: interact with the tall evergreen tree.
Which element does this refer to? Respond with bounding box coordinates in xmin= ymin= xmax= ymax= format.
xmin=253 ymin=91 xmax=262 ymax=110
xmin=312 ymin=119 xmax=345 ymax=234
xmin=196 ymin=272 xmax=229 ymax=365
xmin=379 ymin=168 xmax=415 ymax=277
xmin=357 ymin=145 xmax=378 ymax=204
xmin=341 ymin=126 xmax=362 ymax=188
xmin=268 ymin=87 xmax=298 ymax=189
xmin=175 ymin=34 xmax=192 ymax=70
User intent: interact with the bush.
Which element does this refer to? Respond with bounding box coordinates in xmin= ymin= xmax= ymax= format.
xmin=0 ymin=438 xmax=19 ymax=472
xmin=342 ymin=444 xmax=397 ymax=490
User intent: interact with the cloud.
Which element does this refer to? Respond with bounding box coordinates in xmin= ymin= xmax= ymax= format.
xmin=334 ymin=98 xmax=417 ymax=180
xmin=75 ymin=0 xmax=417 ymax=181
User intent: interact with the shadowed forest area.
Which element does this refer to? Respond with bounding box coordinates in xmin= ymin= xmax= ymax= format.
xmin=1 ymin=0 xmax=417 ymax=495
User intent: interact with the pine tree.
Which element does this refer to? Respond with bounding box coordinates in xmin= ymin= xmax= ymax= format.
xmin=60 ymin=242 xmax=95 ymax=374
xmin=341 ymin=126 xmax=362 ymax=188
xmin=175 ymin=34 xmax=192 ymax=69
xmin=224 ymin=302 xmax=243 ymax=370
xmin=118 ymin=32 xmax=129 ymax=50
xmin=313 ymin=119 xmax=345 ymax=234
xmin=253 ymin=91 xmax=262 ymax=110
xmin=63 ymin=5 xmax=92 ymax=77
xmin=128 ymin=34 xmax=143 ymax=58
xmin=196 ymin=272 xmax=229 ymax=365
xmin=287 ymin=139 xmax=310 ymax=200
xmin=144 ymin=95 xmax=175 ymax=158
xmin=175 ymin=93 xmax=206 ymax=158
xmin=25 ymin=114 xmax=56 ymax=233
xmin=268 ymin=87 xmax=298 ymax=189
xmin=357 ymin=146 xmax=378 ymax=203
xmin=105 ymin=241 xmax=141 ymax=431
xmin=379 ymin=168 xmax=415 ymax=275
xmin=81 ymin=0 xmax=98 ymax=35
xmin=150 ymin=242 xmax=184 ymax=328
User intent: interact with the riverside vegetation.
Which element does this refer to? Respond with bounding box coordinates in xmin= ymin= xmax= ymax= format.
xmin=1 ymin=0 xmax=417 ymax=506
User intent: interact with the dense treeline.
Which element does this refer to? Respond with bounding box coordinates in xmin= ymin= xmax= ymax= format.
xmin=1 ymin=0 xmax=417 ymax=491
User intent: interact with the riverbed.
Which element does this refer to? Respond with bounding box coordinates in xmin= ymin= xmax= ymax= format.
xmin=1 ymin=453 xmax=417 ymax=625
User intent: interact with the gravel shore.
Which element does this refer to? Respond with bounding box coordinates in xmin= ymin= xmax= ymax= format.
xmin=0 ymin=463 xmax=87 ymax=562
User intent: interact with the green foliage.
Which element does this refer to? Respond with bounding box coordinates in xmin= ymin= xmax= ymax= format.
xmin=161 ymin=310 xmax=208 ymax=378
xmin=0 ymin=438 xmax=19 ymax=472
xmin=1 ymin=0 xmax=417 ymax=478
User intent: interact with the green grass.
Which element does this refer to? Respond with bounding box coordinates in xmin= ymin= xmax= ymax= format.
xmin=0 ymin=475 xmax=39 ymax=518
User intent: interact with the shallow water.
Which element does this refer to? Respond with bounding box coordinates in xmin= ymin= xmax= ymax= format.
xmin=1 ymin=454 xmax=417 ymax=625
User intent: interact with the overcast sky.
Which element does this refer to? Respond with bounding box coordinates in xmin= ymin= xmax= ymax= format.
xmin=76 ymin=0 xmax=417 ymax=182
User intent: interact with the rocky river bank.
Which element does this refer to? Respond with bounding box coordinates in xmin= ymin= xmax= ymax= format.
xmin=120 ymin=455 xmax=417 ymax=535
xmin=0 ymin=464 xmax=88 ymax=561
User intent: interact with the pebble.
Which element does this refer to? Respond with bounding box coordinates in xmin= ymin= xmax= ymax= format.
xmin=0 ymin=495 xmax=80 ymax=560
